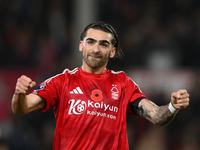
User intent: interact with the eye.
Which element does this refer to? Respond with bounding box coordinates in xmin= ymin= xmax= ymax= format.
xmin=87 ymin=40 xmax=94 ymax=45
xmin=100 ymin=42 xmax=109 ymax=48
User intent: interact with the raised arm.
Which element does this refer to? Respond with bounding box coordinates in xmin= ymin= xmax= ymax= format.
xmin=136 ymin=89 xmax=189 ymax=126
xmin=12 ymin=75 xmax=45 ymax=115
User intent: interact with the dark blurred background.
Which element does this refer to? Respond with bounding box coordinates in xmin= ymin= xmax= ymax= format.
xmin=0 ymin=0 xmax=200 ymax=150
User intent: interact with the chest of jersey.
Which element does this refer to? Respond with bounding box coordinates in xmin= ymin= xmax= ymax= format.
xmin=62 ymin=74 xmax=124 ymax=121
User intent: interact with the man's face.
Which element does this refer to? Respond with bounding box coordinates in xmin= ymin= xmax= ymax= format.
xmin=79 ymin=28 xmax=116 ymax=69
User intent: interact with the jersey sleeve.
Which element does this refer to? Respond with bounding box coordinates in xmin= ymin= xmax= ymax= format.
xmin=32 ymin=74 xmax=64 ymax=112
xmin=126 ymin=77 xmax=147 ymax=115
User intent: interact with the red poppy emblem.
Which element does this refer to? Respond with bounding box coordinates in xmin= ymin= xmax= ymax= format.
xmin=91 ymin=90 xmax=103 ymax=101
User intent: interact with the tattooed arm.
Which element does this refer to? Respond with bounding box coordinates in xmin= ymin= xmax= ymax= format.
xmin=136 ymin=89 xmax=190 ymax=126
xmin=137 ymin=99 xmax=175 ymax=126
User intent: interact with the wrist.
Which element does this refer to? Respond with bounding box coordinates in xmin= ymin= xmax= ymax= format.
xmin=168 ymin=102 xmax=179 ymax=114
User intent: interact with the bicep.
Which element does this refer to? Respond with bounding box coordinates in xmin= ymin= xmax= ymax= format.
xmin=26 ymin=93 xmax=46 ymax=113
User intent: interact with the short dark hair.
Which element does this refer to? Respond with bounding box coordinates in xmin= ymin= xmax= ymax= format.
xmin=80 ymin=21 xmax=124 ymax=59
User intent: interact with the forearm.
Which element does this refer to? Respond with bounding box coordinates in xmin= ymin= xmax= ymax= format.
xmin=12 ymin=93 xmax=45 ymax=115
xmin=150 ymin=104 xmax=175 ymax=126
xmin=137 ymin=99 xmax=176 ymax=126
xmin=12 ymin=93 xmax=28 ymax=115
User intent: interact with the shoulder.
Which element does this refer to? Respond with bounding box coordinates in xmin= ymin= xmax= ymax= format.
xmin=110 ymin=69 xmax=130 ymax=80
xmin=45 ymin=68 xmax=79 ymax=83
xmin=63 ymin=68 xmax=79 ymax=75
xmin=110 ymin=70 xmax=126 ymax=76
xmin=109 ymin=69 xmax=141 ymax=87
xmin=108 ymin=70 xmax=131 ymax=85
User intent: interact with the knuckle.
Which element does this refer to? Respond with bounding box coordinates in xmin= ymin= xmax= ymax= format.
xmin=171 ymin=92 xmax=175 ymax=97
xmin=21 ymin=75 xmax=26 ymax=78
xmin=21 ymin=75 xmax=31 ymax=83
xmin=17 ymin=78 xmax=21 ymax=83
xmin=15 ymin=86 xmax=19 ymax=91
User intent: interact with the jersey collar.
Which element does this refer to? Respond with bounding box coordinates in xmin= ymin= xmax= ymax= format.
xmin=79 ymin=67 xmax=109 ymax=79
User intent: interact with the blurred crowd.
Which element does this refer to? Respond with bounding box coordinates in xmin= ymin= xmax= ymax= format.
xmin=0 ymin=0 xmax=200 ymax=149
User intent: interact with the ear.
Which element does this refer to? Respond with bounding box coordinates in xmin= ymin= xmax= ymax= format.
xmin=109 ymin=47 xmax=116 ymax=58
xmin=79 ymin=41 xmax=83 ymax=52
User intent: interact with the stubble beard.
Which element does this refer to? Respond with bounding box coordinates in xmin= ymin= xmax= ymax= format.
xmin=82 ymin=49 xmax=110 ymax=69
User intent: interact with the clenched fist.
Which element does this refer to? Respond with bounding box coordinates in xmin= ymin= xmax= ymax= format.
xmin=171 ymin=89 xmax=190 ymax=109
xmin=15 ymin=75 xmax=36 ymax=94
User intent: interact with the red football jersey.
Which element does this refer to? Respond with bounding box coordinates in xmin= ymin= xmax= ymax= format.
xmin=33 ymin=67 xmax=146 ymax=150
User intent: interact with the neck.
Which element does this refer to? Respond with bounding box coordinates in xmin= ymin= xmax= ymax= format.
xmin=82 ymin=64 xmax=106 ymax=74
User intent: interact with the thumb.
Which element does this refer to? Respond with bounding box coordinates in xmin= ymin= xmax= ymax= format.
xmin=30 ymin=81 xmax=36 ymax=88
xmin=171 ymin=92 xmax=180 ymax=100
xmin=177 ymin=89 xmax=187 ymax=96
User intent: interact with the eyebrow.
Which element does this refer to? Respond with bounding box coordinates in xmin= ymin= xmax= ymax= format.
xmin=86 ymin=38 xmax=111 ymax=44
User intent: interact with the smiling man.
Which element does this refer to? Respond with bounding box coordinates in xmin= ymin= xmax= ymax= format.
xmin=80 ymin=28 xmax=116 ymax=73
xmin=12 ymin=21 xmax=190 ymax=150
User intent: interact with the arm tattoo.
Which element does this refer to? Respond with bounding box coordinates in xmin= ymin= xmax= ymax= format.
xmin=137 ymin=99 xmax=176 ymax=126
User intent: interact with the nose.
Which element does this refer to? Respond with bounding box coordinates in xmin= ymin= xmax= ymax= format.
xmin=92 ymin=43 xmax=100 ymax=53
